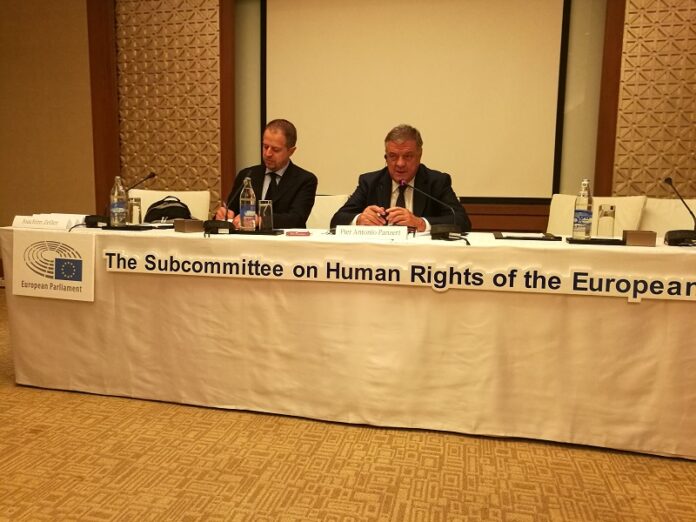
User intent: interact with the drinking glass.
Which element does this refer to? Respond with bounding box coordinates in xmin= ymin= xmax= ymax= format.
xmin=596 ymin=204 xmax=615 ymax=237
xmin=258 ymin=200 xmax=273 ymax=231
xmin=127 ymin=197 xmax=142 ymax=225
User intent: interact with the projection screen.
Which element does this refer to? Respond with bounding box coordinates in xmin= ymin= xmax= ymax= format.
xmin=266 ymin=0 xmax=565 ymax=198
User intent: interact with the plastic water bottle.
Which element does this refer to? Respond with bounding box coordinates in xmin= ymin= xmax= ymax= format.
xmin=110 ymin=176 xmax=127 ymax=227
xmin=239 ymin=177 xmax=256 ymax=231
xmin=572 ymin=178 xmax=592 ymax=239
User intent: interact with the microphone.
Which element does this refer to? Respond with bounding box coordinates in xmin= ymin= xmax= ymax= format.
xmin=400 ymin=180 xmax=461 ymax=240
xmin=224 ymin=169 xmax=253 ymax=210
xmin=662 ymin=177 xmax=696 ymax=246
xmin=204 ymin=170 xmax=253 ymax=235
xmin=126 ymin=171 xmax=156 ymax=192
xmin=85 ymin=171 xmax=157 ymax=228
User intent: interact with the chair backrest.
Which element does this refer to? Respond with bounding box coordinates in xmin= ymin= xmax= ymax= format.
xmin=306 ymin=194 xmax=349 ymax=229
xmin=128 ymin=189 xmax=211 ymax=220
xmin=590 ymin=195 xmax=646 ymax=237
xmin=546 ymin=194 xmax=646 ymax=237
xmin=546 ymin=194 xmax=576 ymax=236
xmin=639 ymin=197 xmax=696 ymax=236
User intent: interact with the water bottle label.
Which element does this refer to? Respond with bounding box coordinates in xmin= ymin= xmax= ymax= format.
xmin=240 ymin=205 xmax=255 ymax=216
xmin=240 ymin=204 xmax=256 ymax=229
xmin=110 ymin=201 xmax=127 ymax=226
xmin=573 ymin=210 xmax=591 ymax=226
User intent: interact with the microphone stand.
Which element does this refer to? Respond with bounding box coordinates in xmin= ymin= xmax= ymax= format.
xmin=402 ymin=180 xmax=461 ymax=240
xmin=126 ymin=171 xmax=156 ymax=192
xmin=662 ymin=177 xmax=696 ymax=246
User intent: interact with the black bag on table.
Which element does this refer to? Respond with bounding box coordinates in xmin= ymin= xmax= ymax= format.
xmin=144 ymin=196 xmax=192 ymax=222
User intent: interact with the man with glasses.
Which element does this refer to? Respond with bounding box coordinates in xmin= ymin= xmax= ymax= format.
xmin=330 ymin=124 xmax=470 ymax=232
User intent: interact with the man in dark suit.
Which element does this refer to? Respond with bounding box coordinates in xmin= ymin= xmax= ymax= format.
xmin=330 ymin=124 xmax=470 ymax=232
xmin=215 ymin=119 xmax=317 ymax=229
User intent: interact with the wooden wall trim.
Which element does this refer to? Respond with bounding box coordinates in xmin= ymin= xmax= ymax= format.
xmin=86 ymin=0 xmax=120 ymax=215
xmin=552 ymin=0 xmax=572 ymax=195
xmin=220 ymin=0 xmax=235 ymax=201
xmin=594 ymin=0 xmax=626 ymax=197
xmin=463 ymin=202 xmax=550 ymax=233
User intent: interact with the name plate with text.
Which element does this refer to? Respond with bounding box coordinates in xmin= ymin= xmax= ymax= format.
xmin=13 ymin=214 xmax=86 ymax=230
xmin=335 ymin=225 xmax=408 ymax=241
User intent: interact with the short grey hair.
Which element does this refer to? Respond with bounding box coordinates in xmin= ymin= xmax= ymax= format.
xmin=384 ymin=124 xmax=423 ymax=149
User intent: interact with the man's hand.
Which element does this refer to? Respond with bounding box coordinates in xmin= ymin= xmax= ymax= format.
xmin=357 ymin=205 xmax=387 ymax=226
xmin=214 ymin=207 xmax=235 ymax=221
xmin=385 ymin=207 xmax=426 ymax=231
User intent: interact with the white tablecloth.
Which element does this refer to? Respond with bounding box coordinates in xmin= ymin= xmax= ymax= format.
xmin=2 ymin=228 xmax=695 ymax=459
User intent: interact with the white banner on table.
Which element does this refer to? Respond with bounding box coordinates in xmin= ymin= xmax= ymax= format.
xmin=101 ymin=242 xmax=696 ymax=303
xmin=13 ymin=230 xmax=95 ymax=301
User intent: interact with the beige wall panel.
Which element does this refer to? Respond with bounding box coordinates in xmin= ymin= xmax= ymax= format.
xmin=0 ymin=0 xmax=95 ymax=226
xmin=614 ymin=0 xmax=696 ymax=198
xmin=116 ymin=0 xmax=221 ymax=211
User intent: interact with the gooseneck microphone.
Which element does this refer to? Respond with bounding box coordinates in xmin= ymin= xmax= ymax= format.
xmin=224 ymin=169 xmax=254 ymax=210
xmin=400 ymin=180 xmax=461 ymax=240
xmin=126 ymin=171 xmax=156 ymax=192
xmin=85 ymin=171 xmax=157 ymax=228
xmin=662 ymin=177 xmax=696 ymax=246
xmin=204 ymin=170 xmax=253 ymax=235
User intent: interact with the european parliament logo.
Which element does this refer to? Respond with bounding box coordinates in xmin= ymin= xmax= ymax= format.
xmin=24 ymin=241 xmax=83 ymax=282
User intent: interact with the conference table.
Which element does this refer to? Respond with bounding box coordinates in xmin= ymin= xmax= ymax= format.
xmin=1 ymin=226 xmax=695 ymax=460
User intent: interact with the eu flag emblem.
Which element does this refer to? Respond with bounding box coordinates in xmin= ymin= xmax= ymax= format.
xmin=54 ymin=258 xmax=83 ymax=281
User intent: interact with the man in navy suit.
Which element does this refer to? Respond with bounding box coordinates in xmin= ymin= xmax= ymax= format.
xmin=216 ymin=119 xmax=317 ymax=229
xmin=330 ymin=124 xmax=470 ymax=232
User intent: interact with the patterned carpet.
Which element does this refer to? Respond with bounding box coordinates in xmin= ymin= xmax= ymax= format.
xmin=0 ymin=289 xmax=694 ymax=521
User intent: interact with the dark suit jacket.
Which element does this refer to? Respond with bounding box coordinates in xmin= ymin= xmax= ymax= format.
xmin=330 ymin=165 xmax=471 ymax=231
xmin=226 ymin=162 xmax=318 ymax=229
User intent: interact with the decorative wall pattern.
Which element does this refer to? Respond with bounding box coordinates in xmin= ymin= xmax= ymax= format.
xmin=116 ymin=0 xmax=221 ymax=210
xmin=613 ymin=0 xmax=696 ymax=197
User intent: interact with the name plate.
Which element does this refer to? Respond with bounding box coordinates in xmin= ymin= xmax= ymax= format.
xmin=335 ymin=225 xmax=408 ymax=241
xmin=13 ymin=214 xmax=86 ymax=230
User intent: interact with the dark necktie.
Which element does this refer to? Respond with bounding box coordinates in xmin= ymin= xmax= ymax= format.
xmin=265 ymin=172 xmax=279 ymax=201
xmin=396 ymin=184 xmax=407 ymax=208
